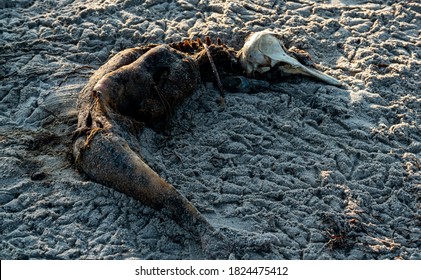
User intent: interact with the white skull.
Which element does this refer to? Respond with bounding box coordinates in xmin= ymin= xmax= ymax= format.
xmin=238 ymin=30 xmax=342 ymax=86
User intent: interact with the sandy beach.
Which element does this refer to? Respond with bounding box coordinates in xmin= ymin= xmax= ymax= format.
xmin=0 ymin=0 xmax=420 ymax=259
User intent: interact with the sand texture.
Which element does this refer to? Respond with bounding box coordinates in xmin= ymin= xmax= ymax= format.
xmin=1 ymin=0 xmax=420 ymax=259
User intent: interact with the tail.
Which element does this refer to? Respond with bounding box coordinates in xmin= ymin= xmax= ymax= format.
xmin=73 ymin=131 xmax=229 ymax=258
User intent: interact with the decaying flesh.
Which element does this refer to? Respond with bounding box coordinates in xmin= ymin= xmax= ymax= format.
xmin=73 ymin=32 xmax=341 ymax=258
xmin=73 ymin=41 xmax=236 ymax=258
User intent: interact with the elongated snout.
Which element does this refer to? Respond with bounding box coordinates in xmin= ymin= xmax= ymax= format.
xmin=238 ymin=30 xmax=342 ymax=86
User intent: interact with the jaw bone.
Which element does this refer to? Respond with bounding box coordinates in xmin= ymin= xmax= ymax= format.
xmin=238 ymin=30 xmax=342 ymax=86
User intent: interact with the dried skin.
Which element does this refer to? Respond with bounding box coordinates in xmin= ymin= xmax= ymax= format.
xmin=73 ymin=44 xmax=230 ymax=258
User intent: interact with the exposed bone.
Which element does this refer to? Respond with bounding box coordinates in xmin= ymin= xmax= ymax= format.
xmin=238 ymin=30 xmax=342 ymax=86
xmin=203 ymin=43 xmax=225 ymax=95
